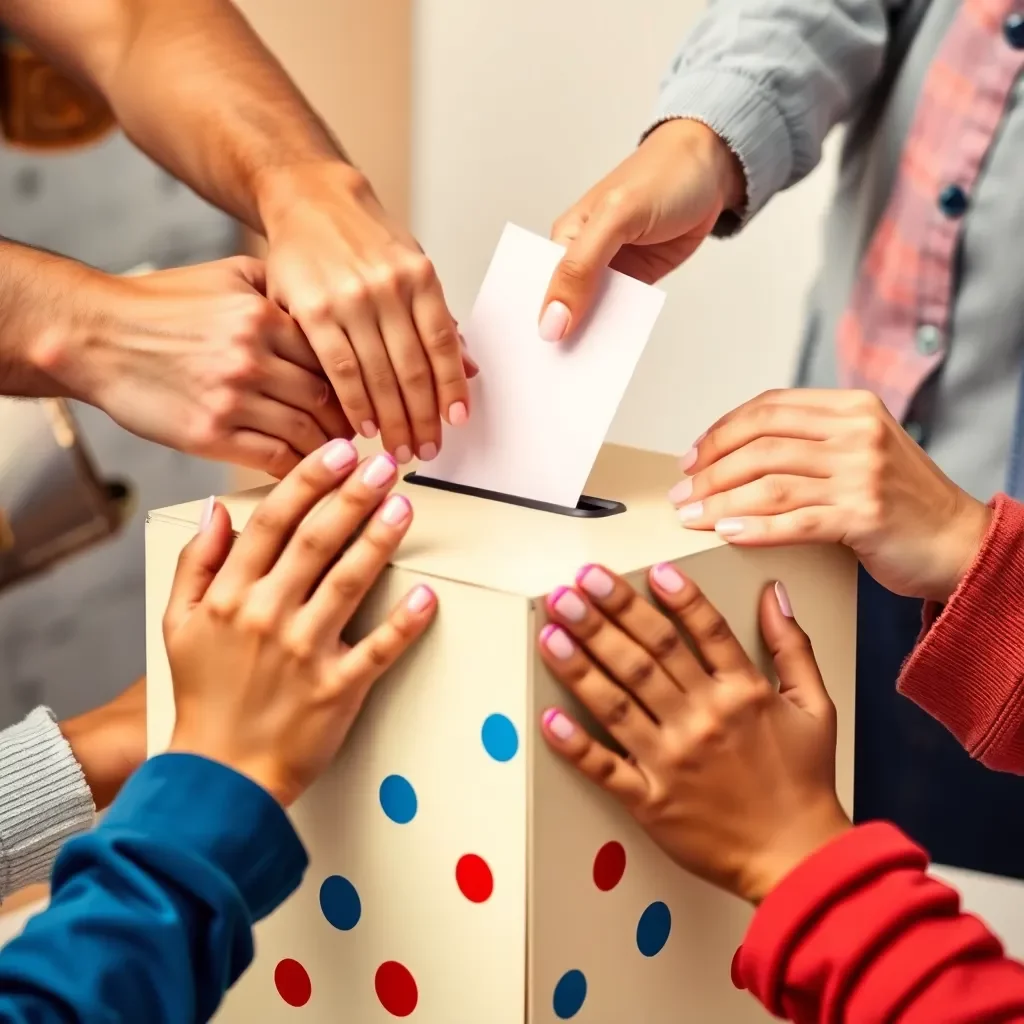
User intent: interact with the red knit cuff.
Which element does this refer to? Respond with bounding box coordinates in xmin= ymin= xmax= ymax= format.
xmin=732 ymin=822 xmax=925 ymax=1014
xmin=898 ymin=494 xmax=1024 ymax=774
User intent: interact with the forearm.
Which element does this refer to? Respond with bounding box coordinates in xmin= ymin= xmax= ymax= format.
xmin=0 ymin=709 xmax=94 ymax=903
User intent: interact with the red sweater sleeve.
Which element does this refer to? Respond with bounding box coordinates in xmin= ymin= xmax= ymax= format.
xmin=732 ymin=822 xmax=1024 ymax=1023
xmin=896 ymin=494 xmax=1024 ymax=773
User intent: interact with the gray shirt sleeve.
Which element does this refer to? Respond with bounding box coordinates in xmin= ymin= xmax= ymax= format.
xmin=649 ymin=0 xmax=896 ymax=230
xmin=0 ymin=707 xmax=95 ymax=902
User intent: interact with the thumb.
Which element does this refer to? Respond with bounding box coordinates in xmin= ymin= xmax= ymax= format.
xmin=226 ymin=255 xmax=268 ymax=294
xmin=163 ymin=499 xmax=234 ymax=636
xmin=540 ymin=198 xmax=638 ymax=342
xmin=759 ymin=581 xmax=833 ymax=718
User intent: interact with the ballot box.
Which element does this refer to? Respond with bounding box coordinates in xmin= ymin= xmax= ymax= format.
xmin=145 ymin=442 xmax=856 ymax=1024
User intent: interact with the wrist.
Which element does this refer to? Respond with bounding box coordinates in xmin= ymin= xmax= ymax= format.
xmin=931 ymin=495 xmax=993 ymax=604
xmin=254 ymin=160 xmax=371 ymax=239
xmin=648 ymin=118 xmax=746 ymax=214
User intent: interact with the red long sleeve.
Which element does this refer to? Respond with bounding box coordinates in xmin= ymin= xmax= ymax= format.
xmin=733 ymin=823 xmax=1024 ymax=1022
xmin=898 ymin=494 xmax=1024 ymax=773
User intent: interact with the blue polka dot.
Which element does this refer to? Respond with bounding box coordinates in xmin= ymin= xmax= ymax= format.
xmin=319 ymin=875 xmax=361 ymax=931
xmin=552 ymin=969 xmax=587 ymax=1019
xmin=636 ymin=901 xmax=672 ymax=957
xmin=379 ymin=774 xmax=417 ymax=824
xmin=481 ymin=714 xmax=519 ymax=762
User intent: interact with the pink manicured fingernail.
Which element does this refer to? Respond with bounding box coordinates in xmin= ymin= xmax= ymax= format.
xmin=541 ymin=623 xmax=576 ymax=659
xmin=774 ymin=581 xmax=794 ymax=618
xmin=322 ymin=438 xmax=357 ymax=472
xmin=362 ymin=453 xmax=397 ymax=488
xmin=539 ymin=301 xmax=571 ymax=342
xmin=380 ymin=494 xmax=411 ymax=526
xmin=678 ymin=447 xmax=698 ymax=472
xmin=449 ymin=401 xmax=468 ymax=427
xmin=651 ymin=562 xmax=685 ymax=594
xmin=360 ymin=420 xmax=378 ymax=438
xmin=394 ymin=445 xmax=413 ymax=465
xmin=576 ymin=564 xmax=614 ymax=599
xmin=715 ymin=518 xmax=745 ymax=537
xmin=419 ymin=442 xmax=438 ymax=462
xmin=406 ymin=584 xmax=435 ymax=613
xmin=198 ymin=495 xmax=215 ymax=533
xmin=542 ymin=707 xmax=575 ymax=740
xmin=678 ymin=501 xmax=703 ymax=524
xmin=668 ymin=478 xmax=693 ymax=505
xmin=549 ymin=586 xmax=586 ymax=622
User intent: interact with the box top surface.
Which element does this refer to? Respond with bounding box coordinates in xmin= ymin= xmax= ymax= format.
xmin=149 ymin=444 xmax=724 ymax=596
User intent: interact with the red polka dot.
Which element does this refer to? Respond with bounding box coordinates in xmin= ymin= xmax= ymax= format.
xmin=456 ymin=854 xmax=494 ymax=903
xmin=275 ymin=958 xmax=311 ymax=1007
xmin=375 ymin=961 xmax=418 ymax=1017
xmin=593 ymin=841 xmax=626 ymax=892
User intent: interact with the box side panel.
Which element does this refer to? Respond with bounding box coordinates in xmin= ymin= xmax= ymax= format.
xmin=527 ymin=542 xmax=856 ymax=1023
xmin=217 ymin=573 xmax=529 ymax=1024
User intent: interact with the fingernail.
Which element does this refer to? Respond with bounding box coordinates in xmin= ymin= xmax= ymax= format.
xmin=541 ymin=624 xmax=575 ymax=660
xmin=667 ymin=478 xmax=693 ymax=505
xmin=677 ymin=501 xmax=704 ymax=524
xmin=419 ymin=442 xmax=438 ymax=462
xmin=539 ymin=300 xmax=571 ymax=342
xmin=678 ymin=448 xmax=698 ymax=473
xmin=542 ymin=707 xmax=575 ymax=740
xmin=576 ymin=564 xmax=614 ymax=599
xmin=322 ymin=438 xmax=357 ymax=472
xmin=448 ymin=401 xmax=468 ymax=427
xmin=407 ymin=584 xmax=435 ymax=613
xmin=651 ymin=562 xmax=685 ymax=594
xmin=362 ymin=453 xmax=397 ymax=488
xmin=380 ymin=494 xmax=411 ymax=526
xmin=198 ymin=495 xmax=215 ymax=533
xmin=715 ymin=518 xmax=744 ymax=537
xmin=360 ymin=420 xmax=378 ymax=439
xmin=774 ymin=581 xmax=794 ymax=618
xmin=394 ymin=445 xmax=413 ymax=465
xmin=549 ymin=586 xmax=586 ymax=622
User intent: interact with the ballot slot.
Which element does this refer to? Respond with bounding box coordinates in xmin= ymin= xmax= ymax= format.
xmin=404 ymin=473 xmax=626 ymax=518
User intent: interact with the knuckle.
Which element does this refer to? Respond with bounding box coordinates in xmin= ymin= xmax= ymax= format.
xmin=591 ymin=751 xmax=619 ymax=784
xmin=296 ymin=527 xmax=340 ymax=561
xmin=328 ymin=353 xmax=364 ymax=387
xmin=602 ymin=694 xmax=633 ymax=728
xmin=203 ymin=593 xmax=239 ymax=623
xmin=404 ymin=253 xmax=437 ymax=289
xmin=556 ymin=256 xmax=590 ymax=285
xmin=397 ymin=362 xmax=433 ymax=392
xmin=763 ymin=474 xmax=791 ymax=508
xmin=237 ymin=603 xmax=278 ymax=638
xmin=326 ymin=570 xmax=365 ymax=605
xmin=293 ymin=296 xmax=334 ymax=324
xmin=695 ymin=611 xmax=734 ymax=647
xmin=421 ymin=324 xmax=460 ymax=360
xmin=248 ymin=504 xmax=289 ymax=539
xmin=648 ymin=626 xmax=684 ymax=662
xmin=363 ymin=636 xmax=394 ymax=670
xmin=337 ymin=278 xmax=371 ymax=308
xmin=264 ymin=440 xmax=297 ymax=478
xmin=618 ymin=655 xmax=657 ymax=691
xmin=599 ymin=186 xmax=633 ymax=216
xmin=187 ymin=414 xmax=224 ymax=450
xmin=205 ymin=388 xmax=242 ymax=423
xmin=364 ymin=263 xmax=402 ymax=297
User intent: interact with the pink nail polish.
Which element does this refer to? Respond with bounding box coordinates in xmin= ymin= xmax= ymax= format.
xmin=448 ymin=401 xmax=468 ymax=427
xmin=576 ymin=565 xmax=614 ymax=599
xmin=406 ymin=584 xmax=435 ymax=613
xmin=677 ymin=501 xmax=704 ymax=525
xmin=774 ymin=581 xmax=794 ymax=618
xmin=541 ymin=624 xmax=576 ymax=660
xmin=549 ymin=586 xmax=587 ymax=622
xmin=419 ymin=442 xmax=438 ymax=462
xmin=360 ymin=420 xmax=378 ymax=438
xmin=539 ymin=301 xmax=571 ymax=342
xmin=322 ymin=438 xmax=357 ymax=472
xmin=380 ymin=494 xmax=411 ymax=526
xmin=650 ymin=562 xmax=685 ymax=594
xmin=198 ymin=495 xmax=215 ymax=533
xmin=542 ymin=707 xmax=575 ymax=740
xmin=678 ymin=447 xmax=698 ymax=472
xmin=668 ymin=478 xmax=693 ymax=505
xmin=362 ymin=453 xmax=397 ymax=488
xmin=715 ymin=518 xmax=745 ymax=537
xmin=394 ymin=445 xmax=413 ymax=465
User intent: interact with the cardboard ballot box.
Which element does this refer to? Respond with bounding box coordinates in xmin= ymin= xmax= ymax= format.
xmin=145 ymin=443 xmax=856 ymax=1024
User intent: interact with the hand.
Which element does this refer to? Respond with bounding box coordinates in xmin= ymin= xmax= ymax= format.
xmin=538 ymin=119 xmax=745 ymax=342
xmin=37 ymin=256 xmax=351 ymax=479
xmin=60 ymin=676 xmax=147 ymax=811
xmin=256 ymin=162 xmax=474 ymax=465
xmin=537 ymin=565 xmax=849 ymax=904
xmin=162 ymin=439 xmax=437 ymax=806
xmin=670 ymin=389 xmax=993 ymax=602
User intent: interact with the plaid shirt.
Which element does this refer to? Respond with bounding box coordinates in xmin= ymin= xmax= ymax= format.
xmin=837 ymin=0 xmax=1024 ymax=423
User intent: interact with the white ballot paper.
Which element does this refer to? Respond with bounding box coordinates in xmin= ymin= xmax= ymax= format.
xmin=425 ymin=223 xmax=666 ymax=508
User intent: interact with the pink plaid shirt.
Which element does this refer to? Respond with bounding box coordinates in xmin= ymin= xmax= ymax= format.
xmin=837 ymin=0 xmax=1024 ymax=423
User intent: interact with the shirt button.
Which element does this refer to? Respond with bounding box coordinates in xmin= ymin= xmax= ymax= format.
xmin=905 ymin=421 xmax=924 ymax=445
xmin=938 ymin=183 xmax=968 ymax=218
xmin=1004 ymin=12 xmax=1024 ymax=49
xmin=915 ymin=324 xmax=943 ymax=356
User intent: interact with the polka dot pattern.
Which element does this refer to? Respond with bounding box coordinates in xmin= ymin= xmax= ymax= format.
xmin=481 ymin=713 xmax=519 ymax=762
xmin=319 ymin=875 xmax=361 ymax=931
xmin=636 ymin=901 xmax=672 ymax=957
xmin=274 ymin=958 xmax=311 ymax=1007
xmin=592 ymin=841 xmax=626 ymax=891
xmin=379 ymin=774 xmax=417 ymax=824
xmin=375 ymin=960 xmax=418 ymax=1017
xmin=456 ymin=854 xmax=494 ymax=903
xmin=553 ymin=969 xmax=587 ymax=1019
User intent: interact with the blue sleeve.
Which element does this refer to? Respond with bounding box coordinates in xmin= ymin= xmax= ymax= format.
xmin=0 ymin=753 xmax=308 ymax=1024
